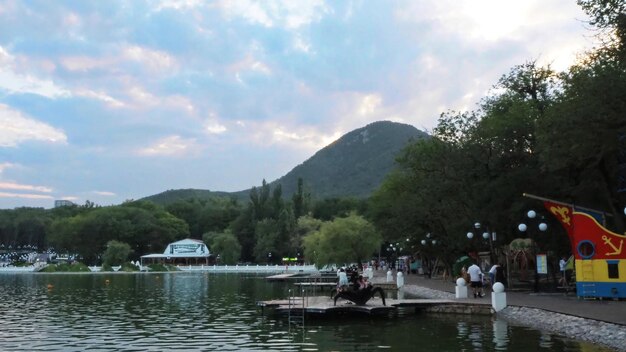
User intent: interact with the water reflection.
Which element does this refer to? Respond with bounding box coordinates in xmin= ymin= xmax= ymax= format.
xmin=492 ymin=318 xmax=509 ymax=350
xmin=0 ymin=273 xmax=612 ymax=351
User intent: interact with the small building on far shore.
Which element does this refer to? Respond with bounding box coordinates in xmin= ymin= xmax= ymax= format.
xmin=140 ymin=239 xmax=212 ymax=267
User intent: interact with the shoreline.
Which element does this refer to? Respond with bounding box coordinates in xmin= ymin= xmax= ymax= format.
xmin=400 ymin=283 xmax=626 ymax=352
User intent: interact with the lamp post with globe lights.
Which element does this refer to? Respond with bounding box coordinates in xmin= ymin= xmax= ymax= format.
xmin=466 ymin=222 xmax=497 ymax=265
xmin=419 ymin=233 xmax=438 ymax=278
xmin=518 ymin=210 xmax=548 ymax=292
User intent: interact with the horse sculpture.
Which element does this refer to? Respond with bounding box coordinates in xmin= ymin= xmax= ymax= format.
xmin=332 ymin=286 xmax=386 ymax=306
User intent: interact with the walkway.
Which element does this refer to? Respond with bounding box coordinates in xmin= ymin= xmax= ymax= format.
xmin=392 ymin=270 xmax=626 ymax=326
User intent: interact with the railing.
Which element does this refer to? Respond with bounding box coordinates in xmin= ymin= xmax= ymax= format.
xmin=0 ymin=265 xmax=36 ymax=272
xmin=178 ymin=264 xmax=318 ymax=273
xmin=0 ymin=263 xmax=319 ymax=273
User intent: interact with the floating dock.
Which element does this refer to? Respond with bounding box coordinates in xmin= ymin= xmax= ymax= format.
xmin=257 ymin=296 xmax=492 ymax=316
xmin=266 ymin=272 xmax=337 ymax=282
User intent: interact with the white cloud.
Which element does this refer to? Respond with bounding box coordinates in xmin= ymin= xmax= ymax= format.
xmin=240 ymin=120 xmax=341 ymax=151
xmin=217 ymin=0 xmax=328 ymax=29
xmin=0 ymin=192 xmax=53 ymax=200
xmin=218 ymin=0 xmax=274 ymax=27
xmin=75 ymin=89 xmax=126 ymax=108
xmin=0 ymin=162 xmax=18 ymax=174
xmin=137 ymin=135 xmax=199 ymax=156
xmin=292 ymin=34 xmax=313 ymax=53
xmin=60 ymin=56 xmax=109 ymax=72
xmin=153 ymin=0 xmax=204 ymax=11
xmin=229 ymin=55 xmax=272 ymax=76
xmin=0 ymin=181 xmax=53 ymax=193
xmin=0 ymin=69 xmax=71 ymax=99
xmin=92 ymin=191 xmax=116 ymax=196
xmin=0 ymin=104 xmax=67 ymax=147
xmin=357 ymin=94 xmax=382 ymax=116
xmin=0 ymin=46 xmax=70 ymax=99
xmin=205 ymin=119 xmax=227 ymax=134
xmin=122 ymin=45 xmax=177 ymax=72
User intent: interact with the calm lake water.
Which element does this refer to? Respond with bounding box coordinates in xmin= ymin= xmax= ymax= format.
xmin=0 ymin=272 xmax=610 ymax=351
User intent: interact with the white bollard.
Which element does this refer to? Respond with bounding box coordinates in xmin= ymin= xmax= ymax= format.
xmin=455 ymin=277 xmax=468 ymax=299
xmin=491 ymin=282 xmax=507 ymax=312
xmin=386 ymin=270 xmax=393 ymax=282
xmin=396 ymin=272 xmax=404 ymax=288
xmin=366 ymin=267 xmax=374 ymax=280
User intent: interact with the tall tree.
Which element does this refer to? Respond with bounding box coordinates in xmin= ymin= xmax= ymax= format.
xmin=302 ymin=213 xmax=381 ymax=269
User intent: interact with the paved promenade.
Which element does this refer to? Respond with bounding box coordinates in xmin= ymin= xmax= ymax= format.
xmin=392 ymin=270 xmax=626 ymax=326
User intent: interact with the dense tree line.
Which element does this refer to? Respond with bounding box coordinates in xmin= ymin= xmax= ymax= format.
xmin=0 ymin=177 xmax=374 ymax=265
xmin=369 ymin=0 xmax=626 ymax=273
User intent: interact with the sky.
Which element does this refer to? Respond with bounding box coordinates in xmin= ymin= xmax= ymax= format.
xmin=0 ymin=0 xmax=595 ymax=209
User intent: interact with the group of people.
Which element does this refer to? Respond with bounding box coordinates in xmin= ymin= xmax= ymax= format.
xmin=461 ymin=262 xmax=504 ymax=298
xmin=336 ymin=267 xmax=372 ymax=293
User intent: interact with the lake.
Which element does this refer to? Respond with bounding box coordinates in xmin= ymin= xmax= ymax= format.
xmin=0 ymin=272 xmax=610 ymax=351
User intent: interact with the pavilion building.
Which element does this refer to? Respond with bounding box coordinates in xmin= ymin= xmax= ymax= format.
xmin=140 ymin=238 xmax=212 ymax=267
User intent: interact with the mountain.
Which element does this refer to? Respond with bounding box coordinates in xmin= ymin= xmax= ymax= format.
xmin=268 ymin=121 xmax=428 ymax=199
xmin=142 ymin=121 xmax=428 ymax=204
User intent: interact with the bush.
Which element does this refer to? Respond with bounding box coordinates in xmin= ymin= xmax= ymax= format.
xmin=120 ymin=262 xmax=140 ymax=272
xmin=147 ymin=263 xmax=180 ymax=272
xmin=40 ymin=262 xmax=91 ymax=272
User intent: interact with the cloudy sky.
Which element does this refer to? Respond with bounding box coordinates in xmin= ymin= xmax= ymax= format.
xmin=0 ymin=0 xmax=594 ymax=209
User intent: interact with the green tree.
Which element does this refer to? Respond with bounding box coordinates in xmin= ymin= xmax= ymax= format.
xmin=293 ymin=215 xmax=323 ymax=259
xmin=302 ymin=213 xmax=381 ymax=269
xmin=253 ymin=219 xmax=280 ymax=263
xmin=102 ymin=240 xmax=133 ymax=266
xmin=204 ymin=231 xmax=241 ymax=265
xmin=292 ymin=178 xmax=310 ymax=219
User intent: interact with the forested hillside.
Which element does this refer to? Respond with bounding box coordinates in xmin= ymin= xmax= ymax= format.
xmin=143 ymin=120 xmax=427 ymax=204
xmin=269 ymin=121 xmax=428 ymax=199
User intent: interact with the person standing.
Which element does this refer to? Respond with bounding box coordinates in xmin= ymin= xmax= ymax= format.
xmin=559 ymin=256 xmax=568 ymax=287
xmin=489 ymin=263 xmax=500 ymax=286
xmin=468 ymin=262 xmax=484 ymax=298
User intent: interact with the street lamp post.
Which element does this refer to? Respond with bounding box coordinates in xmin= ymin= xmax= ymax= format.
xmin=466 ymin=222 xmax=496 ymax=265
xmin=518 ymin=210 xmax=548 ymax=292
xmin=420 ymin=233 xmax=438 ymax=278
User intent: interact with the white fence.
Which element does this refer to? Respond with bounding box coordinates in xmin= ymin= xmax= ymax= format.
xmin=176 ymin=264 xmax=318 ymax=273
xmin=0 ymin=263 xmax=319 ymax=274
xmin=0 ymin=266 xmax=36 ymax=272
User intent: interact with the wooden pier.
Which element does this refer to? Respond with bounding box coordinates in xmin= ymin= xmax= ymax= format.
xmin=266 ymin=272 xmax=337 ymax=282
xmin=257 ymin=296 xmax=492 ymax=316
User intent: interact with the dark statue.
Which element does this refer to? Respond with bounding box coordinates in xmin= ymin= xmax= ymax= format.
xmin=331 ymin=286 xmax=386 ymax=306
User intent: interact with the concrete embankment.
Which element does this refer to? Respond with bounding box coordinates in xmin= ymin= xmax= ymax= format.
xmin=399 ymin=282 xmax=626 ymax=352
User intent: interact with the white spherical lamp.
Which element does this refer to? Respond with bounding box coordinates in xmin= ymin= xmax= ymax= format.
xmin=467 ymin=232 xmax=474 ymax=239
xmin=518 ymin=223 xmax=528 ymax=232
xmin=538 ymin=223 xmax=548 ymax=232
xmin=456 ymin=277 xmax=467 ymax=287
xmin=527 ymin=210 xmax=537 ymax=219
xmin=421 ymin=240 xmax=426 ymax=245
xmin=482 ymin=232 xmax=489 ymax=239
xmin=493 ymin=282 xmax=505 ymax=293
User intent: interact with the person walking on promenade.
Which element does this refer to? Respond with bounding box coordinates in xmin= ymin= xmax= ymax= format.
xmin=468 ymin=262 xmax=484 ymax=298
